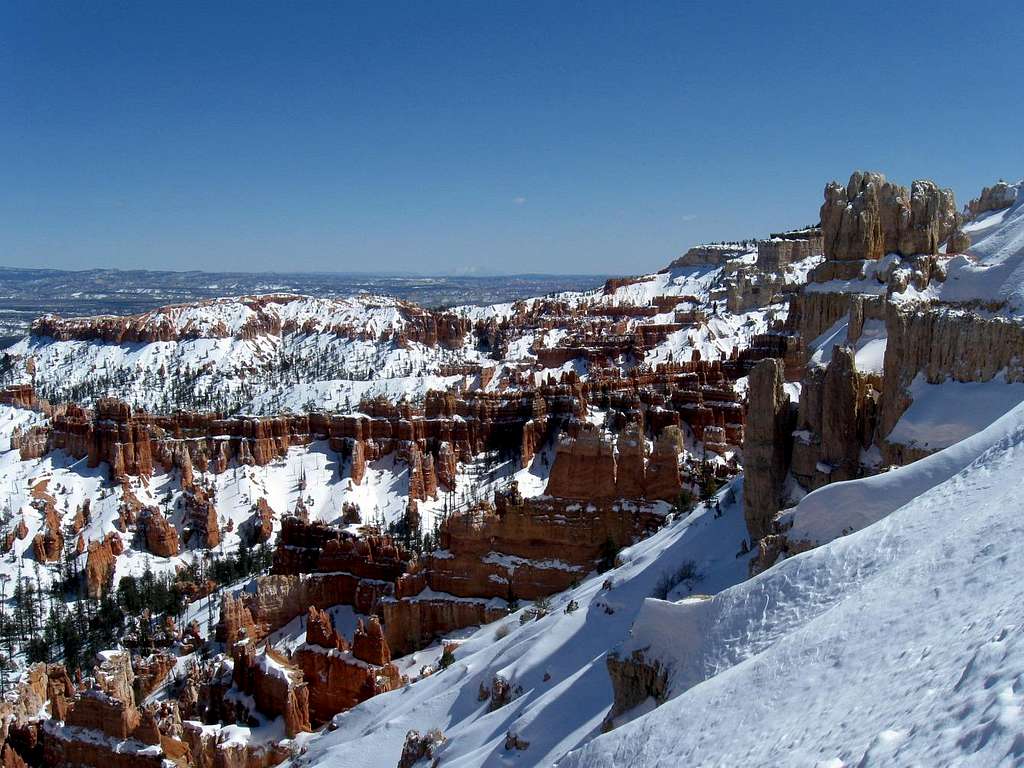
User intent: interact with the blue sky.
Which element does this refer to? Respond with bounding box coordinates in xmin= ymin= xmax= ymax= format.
xmin=2 ymin=1 xmax=1021 ymax=276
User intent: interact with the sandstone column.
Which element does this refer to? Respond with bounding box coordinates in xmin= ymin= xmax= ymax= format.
xmin=743 ymin=358 xmax=793 ymax=540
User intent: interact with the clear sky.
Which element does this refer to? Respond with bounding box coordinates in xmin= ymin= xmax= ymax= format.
xmin=2 ymin=1 xmax=1021 ymax=276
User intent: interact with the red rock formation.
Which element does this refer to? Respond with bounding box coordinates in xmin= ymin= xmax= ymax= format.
xmin=0 ymin=743 xmax=28 ymax=768
xmin=84 ymin=533 xmax=122 ymax=599
xmin=63 ymin=689 xmax=139 ymax=739
xmin=11 ymin=426 xmax=48 ymax=461
xmin=183 ymin=720 xmax=294 ymax=768
xmin=645 ymin=427 xmax=683 ymax=502
xmin=437 ymin=441 xmax=458 ymax=487
xmin=545 ymin=425 xmax=617 ymax=499
xmin=29 ymin=481 xmax=63 ymax=563
xmin=294 ymin=610 xmax=403 ymax=725
xmin=132 ymin=652 xmax=177 ymax=702
xmin=216 ymin=568 xmax=394 ymax=647
xmin=352 ymin=616 xmax=390 ymax=666
xmin=383 ymin=597 xmax=509 ymax=658
xmin=0 ymin=385 xmax=36 ymax=410
xmin=71 ymin=499 xmax=91 ymax=534
xmin=544 ymin=423 xmax=683 ymax=502
xmin=40 ymin=723 xmax=167 ymax=768
xmin=141 ymin=507 xmax=180 ymax=557
xmin=305 ymin=606 xmax=346 ymax=651
xmin=133 ymin=709 xmax=162 ymax=745
xmin=252 ymin=498 xmax=275 ymax=543
xmin=187 ymin=490 xmax=220 ymax=548
xmin=231 ymin=642 xmax=311 ymax=738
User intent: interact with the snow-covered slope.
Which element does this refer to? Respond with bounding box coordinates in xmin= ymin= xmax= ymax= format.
xmin=938 ymin=181 xmax=1024 ymax=310
xmin=288 ymin=482 xmax=754 ymax=768
xmin=564 ymin=400 xmax=1024 ymax=767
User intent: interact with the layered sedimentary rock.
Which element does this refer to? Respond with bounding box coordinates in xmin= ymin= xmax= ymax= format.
xmin=216 ymin=569 xmax=396 ymax=647
xmin=665 ymin=243 xmax=750 ymax=268
xmin=184 ymin=488 xmax=220 ymax=549
xmin=877 ymin=303 xmax=1024 ymax=462
xmin=789 ymin=347 xmax=879 ymax=490
xmin=965 ymin=180 xmax=1018 ymax=220
xmin=182 ymin=719 xmax=295 ymax=768
xmin=141 ymin=507 xmax=180 ymax=557
xmin=742 ymin=359 xmax=794 ymax=540
xmin=84 ymin=533 xmax=123 ymax=598
xmin=252 ymin=498 xmax=276 ymax=543
xmin=544 ymin=425 xmax=617 ymax=499
xmin=543 ymin=423 xmax=689 ymax=503
xmin=756 ymin=228 xmax=823 ymax=272
xmin=39 ymin=652 xmax=191 ymax=768
xmin=739 ymin=173 xmax=1024 ymax=567
xmin=382 ymin=598 xmax=509 ymax=658
xmin=0 ymin=384 xmax=37 ymax=409
xmin=292 ymin=610 xmax=404 ymax=725
xmin=30 ymin=482 xmax=63 ymax=563
xmin=421 ymin=484 xmax=663 ymax=599
xmin=30 ymin=294 xmax=469 ymax=350
xmin=816 ymin=171 xmax=957 ymax=281
xmin=231 ymin=642 xmax=311 ymax=738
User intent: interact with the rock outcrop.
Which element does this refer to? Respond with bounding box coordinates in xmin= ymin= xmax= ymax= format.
xmin=544 ymin=423 xmax=686 ymax=502
xmin=965 ymin=180 xmax=1018 ymax=220
xmin=604 ymin=648 xmax=670 ymax=730
xmin=84 ymin=533 xmax=123 ymax=599
xmin=293 ymin=609 xmax=404 ymax=725
xmin=816 ymin=171 xmax=957 ymax=281
xmin=231 ymin=642 xmax=311 ymax=738
xmin=742 ymin=359 xmax=793 ymax=540
xmin=141 ymin=507 xmax=179 ymax=557
xmin=665 ymin=243 xmax=750 ymax=268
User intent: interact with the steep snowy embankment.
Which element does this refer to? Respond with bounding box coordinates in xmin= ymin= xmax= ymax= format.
xmin=565 ymin=401 xmax=1024 ymax=767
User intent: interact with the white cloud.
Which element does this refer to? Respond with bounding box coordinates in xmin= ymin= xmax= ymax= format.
xmin=513 ymin=196 xmax=527 ymax=206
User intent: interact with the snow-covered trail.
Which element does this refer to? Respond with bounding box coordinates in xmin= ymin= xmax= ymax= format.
xmin=564 ymin=401 xmax=1024 ymax=767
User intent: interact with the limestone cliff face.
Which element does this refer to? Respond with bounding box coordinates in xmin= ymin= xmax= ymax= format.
xmin=819 ymin=347 xmax=865 ymax=481
xmin=738 ymin=174 xmax=1024 ymax=568
xmin=786 ymin=292 xmax=887 ymax=360
xmin=742 ymin=359 xmax=794 ymax=540
xmin=755 ymin=229 xmax=823 ymax=273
